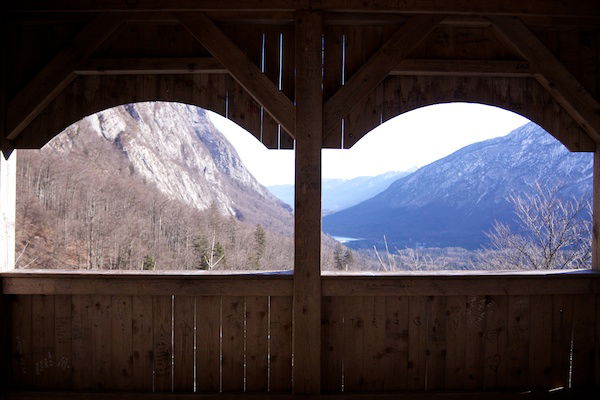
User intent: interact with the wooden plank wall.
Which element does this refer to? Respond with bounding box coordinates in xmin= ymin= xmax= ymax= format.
xmin=321 ymin=294 xmax=599 ymax=393
xmin=321 ymin=23 xmax=596 ymax=152
xmin=7 ymin=294 xmax=293 ymax=393
xmin=10 ymin=19 xmax=295 ymax=151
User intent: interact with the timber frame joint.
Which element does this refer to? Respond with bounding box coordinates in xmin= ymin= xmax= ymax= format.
xmin=177 ymin=11 xmax=297 ymax=139
xmin=488 ymin=15 xmax=600 ymax=145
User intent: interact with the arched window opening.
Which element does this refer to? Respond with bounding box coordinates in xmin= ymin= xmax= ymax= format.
xmin=316 ymin=103 xmax=593 ymax=272
xmin=15 ymin=101 xmax=294 ymax=271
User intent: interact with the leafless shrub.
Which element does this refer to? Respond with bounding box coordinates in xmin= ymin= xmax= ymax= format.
xmin=479 ymin=182 xmax=591 ymax=270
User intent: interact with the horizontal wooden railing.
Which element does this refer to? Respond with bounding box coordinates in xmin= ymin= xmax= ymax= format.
xmin=1 ymin=271 xmax=600 ymax=396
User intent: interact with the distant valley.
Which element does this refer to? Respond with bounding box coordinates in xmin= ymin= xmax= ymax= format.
xmin=268 ymin=170 xmax=413 ymax=214
xmin=322 ymin=123 xmax=593 ymax=251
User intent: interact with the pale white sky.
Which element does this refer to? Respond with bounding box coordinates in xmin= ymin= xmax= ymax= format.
xmin=209 ymin=103 xmax=530 ymax=186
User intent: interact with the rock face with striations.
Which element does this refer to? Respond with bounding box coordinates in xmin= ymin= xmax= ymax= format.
xmin=46 ymin=101 xmax=292 ymax=233
xmin=322 ymin=123 xmax=593 ymax=250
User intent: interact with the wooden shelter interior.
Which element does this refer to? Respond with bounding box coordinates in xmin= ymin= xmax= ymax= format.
xmin=1 ymin=1 xmax=600 ymax=399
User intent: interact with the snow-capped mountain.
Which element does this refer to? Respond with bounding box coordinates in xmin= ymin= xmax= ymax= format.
xmin=322 ymin=123 xmax=593 ymax=250
xmin=46 ymin=102 xmax=292 ymax=231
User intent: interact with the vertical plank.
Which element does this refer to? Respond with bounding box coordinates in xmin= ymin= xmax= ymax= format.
xmin=595 ymin=294 xmax=600 ymax=387
xmin=483 ymin=295 xmax=508 ymax=390
xmin=31 ymin=295 xmax=55 ymax=389
xmin=363 ymin=296 xmax=386 ymax=392
xmin=221 ymin=296 xmax=244 ymax=392
xmin=407 ymin=296 xmax=427 ymax=391
xmin=0 ymin=295 xmax=6 ymax=390
xmin=91 ymin=295 xmax=111 ymax=391
xmin=571 ymin=294 xmax=595 ymax=388
xmin=445 ymin=296 xmax=466 ymax=390
xmin=464 ymin=296 xmax=485 ymax=391
xmin=226 ymin=76 xmax=261 ymax=141
xmin=196 ymin=296 xmax=221 ymax=393
xmin=383 ymin=296 xmax=409 ymax=391
xmin=550 ymin=294 xmax=574 ymax=389
xmin=382 ymin=76 xmax=402 ymax=123
xmin=262 ymin=29 xmax=281 ymax=149
xmin=207 ymin=74 xmax=227 ymax=117
xmin=173 ymin=296 xmax=195 ymax=392
xmin=270 ymin=296 xmax=293 ymax=393
xmin=321 ymin=296 xmax=344 ymax=393
xmin=132 ymin=296 xmax=154 ymax=391
xmin=293 ymin=10 xmax=323 ymax=395
xmin=343 ymin=85 xmax=382 ymax=149
xmin=342 ymin=296 xmax=364 ymax=392
xmin=245 ymin=296 xmax=268 ymax=392
xmin=279 ymin=26 xmax=295 ymax=150
xmin=507 ymin=295 xmax=530 ymax=389
xmin=322 ymin=25 xmax=343 ymax=148
xmin=11 ymin=295 xmax=32 ymax=389
xmin=426 ymin=296 xmax=447 ymax=391
xmin=529 ymin=295 xmax=553 ymax=389
xmin=153 ymin=295 xmax=173 ymax=392
xmin=71 ymin=295 xmax=92 ymax=391
xmin=594 ymin=149 xmax=600 ymax=271
xmin=111 ymin=295 xmax=133 ymax=391
xmin=341 ymin=26 xmax=385 ymax=148
xmin=54 ymin=295 xmax=72 ymax=389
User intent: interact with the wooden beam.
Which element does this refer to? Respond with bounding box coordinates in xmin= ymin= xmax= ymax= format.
xmin=177 ymin=12 xmax=296 ymax=138
xmin=594 ymin=149 xmax=600 ymax=272
xmin=3 ymin=271 xmax=599 ymax=297
xmin=75 ymin=57 xmax=226 ymax=75
xmin=4 ymin=389 xmax=600 ymax=400
xmin=75 ymin=58 xmax=534 ymax=80
xmin=490 ymin=16 xmax=600 ymax=143
xmin=1 ymin=273 xmax=293 ymax=296
xmin=392 ymin=59 xmax=533 ymax=77
xmin=322 ymin=274 xmax=600 ymax=297
xmin=5 ymin=14 xmax=127 ymax=141
xmin=322 ymin=14 xmax=443 ymax=144
xmin=8 ymin=0 xmax=600 ymax=18
xmin=293 ymin=10 xmax=322 ymax=395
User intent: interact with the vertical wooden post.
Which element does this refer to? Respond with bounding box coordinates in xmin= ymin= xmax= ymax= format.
xmin=0 ymin=150 xmax=16 ymax=272
xmin=293 ymin=10 xmax=322 ymax=394
xmin=593 ymin=149 xmax=600 ymax=271
xmin=0 ymin=15 xmax=15 ymax=273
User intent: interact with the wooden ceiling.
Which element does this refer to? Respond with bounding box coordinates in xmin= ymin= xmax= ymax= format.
xmin=2 ymin=1 xmax=600 ymax=151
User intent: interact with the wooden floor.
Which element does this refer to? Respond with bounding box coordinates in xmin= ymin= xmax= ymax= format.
xmin=4 ymin=389 xmax=600 ymax=400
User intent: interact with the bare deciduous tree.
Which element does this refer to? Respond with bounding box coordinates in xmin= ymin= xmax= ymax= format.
xmin=480 ymin=182 xmax=591 ymax=270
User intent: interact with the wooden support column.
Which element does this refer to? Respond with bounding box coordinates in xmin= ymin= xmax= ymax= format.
xmin=593 ymin=149 xmax=600 ymax=271
xmin=1 ymin=17 xmax=15 ymax=272
xmin=293 ymin=10 xmax=322 ymax=394
xmin=0 ymin=150 xmax=16 ymax=271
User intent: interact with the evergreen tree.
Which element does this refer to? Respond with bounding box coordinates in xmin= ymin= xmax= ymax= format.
xmin=333 ymin=243 xmax=344 ymax=270
xmin=253 ymin=225 xmax=266 ymax=269
xmin=193 ymin=235 xmax=210 ymax=269
xmin=344 ymin=248 xmax=354 ymax=270
xmin=142 ymin=255 xmax=155 ymax=270
xmin=214 ymin=241 xmax=226 ymax=268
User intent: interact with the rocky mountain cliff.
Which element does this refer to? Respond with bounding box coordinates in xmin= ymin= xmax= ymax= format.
xmin=49 ymin=102 xmax=292 ymax=234
xmin=323 ymin=123 xmax=593 ymax=250
xmin=16 ymin=102 xmax=295 ymax=270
